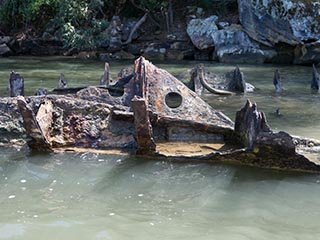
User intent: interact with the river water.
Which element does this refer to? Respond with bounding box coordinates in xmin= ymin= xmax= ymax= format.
xmin=0 ymin=57 xmax=320 ymax=239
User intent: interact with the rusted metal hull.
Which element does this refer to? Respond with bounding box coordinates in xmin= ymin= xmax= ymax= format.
xmin=0 ymin=57 xmax=320 ymax=172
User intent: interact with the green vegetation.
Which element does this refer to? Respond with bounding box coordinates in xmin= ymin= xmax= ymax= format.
xmin=0 ymin=0 xmax=172 ymax=50
xmin=0 ymin=0 xmax=238 ymax=50
xmin=0 ymin=0 xmax=112 ymax=50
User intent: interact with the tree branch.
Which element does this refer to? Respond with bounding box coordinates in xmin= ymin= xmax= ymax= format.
xmin=122 ymin=12 xmax=148 ymax=45
xmin=130 ymin=0 xmax=161 ymax=28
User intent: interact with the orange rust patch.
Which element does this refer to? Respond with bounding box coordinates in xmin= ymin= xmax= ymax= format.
xmin=156 ymin=99 xmax=162 ymax=111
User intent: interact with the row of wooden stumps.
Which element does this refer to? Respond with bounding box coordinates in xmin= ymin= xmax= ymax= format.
xmin=8 ymin=63 xmax=320 ymax=97
xmin=8 ymin=62 xmax=111 ymax=97
xmin=273 ymin=64 xmax=320 ymax=93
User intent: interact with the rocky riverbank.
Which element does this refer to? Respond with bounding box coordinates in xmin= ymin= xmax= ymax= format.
xmin=0 ymin=0 xmax=319 ymax=65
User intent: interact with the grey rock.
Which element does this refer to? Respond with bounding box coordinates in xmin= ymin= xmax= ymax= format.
xmin=0 ymin=44 xmax=11 ymax=56
xmin=0 ymin=36 xmax=13 ymax=45
xmin=212 ymin=25 xmax=277 ymax=64
xmin=238 ymin=0 xmax=299 ymax=47
xmin=170 ymin=42 xmax=193 ymax=51
xmin=143 ymin=42 xmax=169 ymax=61
xmin=165 ymin=49 xmax=185 ymax=60
xmin=217 ymin=21 xmax=230 ymax=29
xmin=238 ymin=0 xmax=320 ymax=46
xmin=112 ymin=50 xmax=135 ymax=60
xmin=187 ymin=16 xmax=218 ymax=50
xmin=126 ymin=43 xmax=144 ymax=55
xmin=99 ymin=53 xmax=112 ymax=62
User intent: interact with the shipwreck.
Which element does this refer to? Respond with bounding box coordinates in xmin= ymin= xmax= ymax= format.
xmin=1 ymin=56 xmax=320 ymax=172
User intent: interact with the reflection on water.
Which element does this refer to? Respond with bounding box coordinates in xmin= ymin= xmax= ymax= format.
xmin=1 ymin=57 xmax=320 ymax=239
xmin=1 ymin=150 xmax=320 ymax=240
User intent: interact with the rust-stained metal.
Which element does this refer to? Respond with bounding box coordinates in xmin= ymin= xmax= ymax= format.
xmin=132 ymin=96 xmax=156 ymax=154
xmin=193 ymin=64 xmax=204 ymax=95
xmin=1 ymin=57 xmax=320 ymax=172
xmin=16 ymin=96 xmax=52 ymax=151
xmin=36 ymin=99 xmax=54 ymax=144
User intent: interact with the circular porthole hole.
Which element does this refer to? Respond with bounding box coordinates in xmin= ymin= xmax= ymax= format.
xmin=165 ymin=92 xmax=183 ymax=108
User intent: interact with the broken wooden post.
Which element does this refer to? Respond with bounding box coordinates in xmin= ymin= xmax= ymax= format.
xmin=133 ymin=56 xmax=147 ymax=98
xmin=58 ymin=73 xmax=67 ymax=88
xmin=273 ymin=69 xmax=282 ymax=93
xmin=228 ymin=66 xmax=246 ymax=93
xmin=132 ymin=95 xmax=156 ymax=155
xmin=9 ymin=71 xmax=24 ymax=97
xmin=193 ymin=64 xmax=204 ymax=95
xmin=122 ymin=12 xmax=148 ymax=45
xmin=235 ymin=99 xmax=271 ymax=149
xmin=311 ymin=64 xmax=320 ymax=92
xmin=16 ymin=96 xmax=52 ymax=151
xmin=100 ymin=62 xmax=110 ymax=86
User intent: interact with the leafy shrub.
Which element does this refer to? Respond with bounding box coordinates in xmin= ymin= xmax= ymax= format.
xmin=0 ymin=0 xmax=111 ymax=50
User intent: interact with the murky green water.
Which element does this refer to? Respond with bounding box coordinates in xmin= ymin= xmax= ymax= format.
xmin=1 ymin=57 xmax=320 ymax=239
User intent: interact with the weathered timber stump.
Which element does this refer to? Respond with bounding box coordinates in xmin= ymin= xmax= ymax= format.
xmin=58 ymin=73 xmax=68 ymax=88
xmin=193 ymin=64 xmax=204 ymax=95
xmin=311 ymin=64 xmax=320 ymax=92
xmin=273 ymin=69 xmax=283 ymax=93
xmin=235 ymin=99 xmax=271 ymax=149
xmin=9 ymin=71 xmax=24 ymax=97
xmin=100 ymin=62 xmax=110 ymax=86
xmin=227 ymin=66 xmax=246 ymax=93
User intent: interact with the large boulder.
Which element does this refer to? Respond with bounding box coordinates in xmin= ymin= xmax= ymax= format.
xmin=212 ymin=25 xmax=276 ymax=63
xmin=142 ymin=42 xmax=169 ymax=61
xmin=238 ymin=0 xmax=320 ymax=46
xmin=238 ymin=0 xmax=298 ymax=47
xmin=0 ymin=44 xmax=11 ymax=57
xmin=186 ymin=15 xmax=218 ymax=50
xmin=0 ymin=36 xmax=15 ymax=46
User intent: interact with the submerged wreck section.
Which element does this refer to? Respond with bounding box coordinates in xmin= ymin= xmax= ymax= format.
xmin=1 ymin=56 xmax=320 ymax=172
xmin=177 ymin=64 xmax=253 ymax=95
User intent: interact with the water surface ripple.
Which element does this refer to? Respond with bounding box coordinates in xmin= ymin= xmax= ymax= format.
xmin=0 ymin=58 xmax=320 ymax=239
